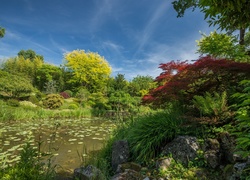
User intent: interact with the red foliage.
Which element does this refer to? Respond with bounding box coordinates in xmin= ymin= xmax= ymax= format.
xmin=60 ymin=91 xmax=70 ymax=99
xmin=143 ymin=56 xmax=250 ymax=106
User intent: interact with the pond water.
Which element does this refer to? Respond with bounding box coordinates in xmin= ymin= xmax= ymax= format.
xmin=0 ymin=118 xmax=116 ymax=175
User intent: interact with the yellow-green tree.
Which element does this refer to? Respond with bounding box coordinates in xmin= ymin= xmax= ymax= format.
xmin=64 ymin=50 xmax=112 ymax=92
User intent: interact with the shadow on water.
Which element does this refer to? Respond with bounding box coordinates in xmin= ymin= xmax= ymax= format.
xmin=0 ymin=118 xmax=116 ymax=178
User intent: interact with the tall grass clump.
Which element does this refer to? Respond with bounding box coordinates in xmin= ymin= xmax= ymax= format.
xmin=127 ymin=109 xmax=184 ymax=164
xmin=98 ymin=105 xmax=184 ymax=170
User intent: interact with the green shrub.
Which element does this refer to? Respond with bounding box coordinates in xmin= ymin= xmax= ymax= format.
xmin=64 ymin=90 xmax=73 ymax=97
xmin=29 ymin=95 xmax=39 ymax=104
xmin=20 ymin=101 xmax=37 ymax=108
xmin=231 ymin=80 xmax=250 ymax=159
xmin=7 ymin=99 xmax=20 ymax=107
xmin=42 ymin=94 xmax=64 ymax=109
xmin=68 ymin=103 xmax=79 ymax=109
xmin=192 ymin=91 xmax=230 ymax=121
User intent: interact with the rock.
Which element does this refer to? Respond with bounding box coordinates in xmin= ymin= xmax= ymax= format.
xmin=203 ymin=138 xmax=221 ymax=168
xmin=204 ymin=138 xmax=220 ymax=151
xmin=116 ymin=162 xmax=141 ymax=173
xmin=161 ymin=136 xmax=199 ymax=166
xmin=204 ymin=150 xmax=221 ymax=168
xmin=111 ymin=169 xmax=143 ymax=180
xmin=74 ymin=165 xmax=105 ymax=180
xmin=218 ymin=132 xmax=235 ymax=163
xmin=112 ymin=140 xmax=130 ymax=172
xmin=156 ymin=157 xmax=172 ymax=171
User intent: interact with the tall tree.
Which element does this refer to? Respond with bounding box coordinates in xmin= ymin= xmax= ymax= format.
xmin=143 ymin=57 xmax=250 ymax=107
xmin=172 ymin=0 xmax=250 ymax=45
xmin=18 ymin=49 xmax=44 ymax=61
xmin=2 ymin=56 xmax=43 ymax=80
xmin=64 ymin=50 xmax=112 ymax=92
xmin=197 ymin=31 xmax=249 ymax=62
xmin=34 ymin=64 xmax=64 ymax=92
xmin=128 ymin=75 xmax=155 ymax=97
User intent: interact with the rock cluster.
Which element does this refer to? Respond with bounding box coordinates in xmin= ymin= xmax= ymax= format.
xmin=73 ymin=134 xmax=250 ymax=180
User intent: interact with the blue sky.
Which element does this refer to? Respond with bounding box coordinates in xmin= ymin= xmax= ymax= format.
xmin=0 ymin=0 xmax=216 ymax=80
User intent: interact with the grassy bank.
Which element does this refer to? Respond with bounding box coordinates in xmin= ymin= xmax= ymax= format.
xmin=0 ymin=99 xmax=93 ymax=122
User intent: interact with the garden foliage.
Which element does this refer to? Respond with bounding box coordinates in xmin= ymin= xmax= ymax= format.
xmin=143 ymin=56 xmax=250 ymax=107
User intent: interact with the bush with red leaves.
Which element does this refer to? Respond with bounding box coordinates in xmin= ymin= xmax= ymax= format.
xmin=60 ymin=91 xmax=70 ymax=99
xmin=143 ymin=56 xmax=250 ymax=107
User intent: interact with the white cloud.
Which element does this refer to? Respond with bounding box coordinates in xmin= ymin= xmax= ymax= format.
xmin=134 ymin=1 xmax=171 ymax=56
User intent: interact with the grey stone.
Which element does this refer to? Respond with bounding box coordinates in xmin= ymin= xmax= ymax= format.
xmin=204 ymin=150 xmax=220 ymax=168
xmin=156 ymin=157 xmax=172 ymax=171
xmin=218 ymin=132 xmax=235 ymax=163
xmin=74 ymin=165 xmax=104 ymax=180
xmin=161 ymin=136 xmax=199 ymax=166
xmin=111 ymin=169 xmax=143 ymax=180
xmin=112 ymin=140 xmax=130 ymax=172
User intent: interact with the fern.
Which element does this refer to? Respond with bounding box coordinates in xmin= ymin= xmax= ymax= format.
xmin=192 ymin=91 xmax=228 ymax=118
xmin=232 ymin=80 xmax=250 ymax=158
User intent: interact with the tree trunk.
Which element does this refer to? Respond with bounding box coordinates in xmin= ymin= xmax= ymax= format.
xmin=239 ymin=28 xmax=245 ymax=45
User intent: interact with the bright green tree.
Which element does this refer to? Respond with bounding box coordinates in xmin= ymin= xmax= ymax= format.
xmin=2 ymin=56 xmax=43 ymax=81
xmin=64 ymin=50 xmax=112 ymax=92
xmin=197 ymin=31 xmax=250 ymax=62
xmin=0 ymin=70 xmax=34 ymax=98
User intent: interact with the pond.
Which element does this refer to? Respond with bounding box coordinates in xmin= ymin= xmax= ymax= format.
xmin=0 ymin=118 xmax=116 ymax=175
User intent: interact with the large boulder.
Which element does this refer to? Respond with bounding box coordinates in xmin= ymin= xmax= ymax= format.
xmin=112 ymin=140 xmax=130 ymax=172
xmin=161 ymin=136 xmax=199 ymax=166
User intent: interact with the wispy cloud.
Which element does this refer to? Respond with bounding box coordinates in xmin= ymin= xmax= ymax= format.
xmin=134 ymin=1 xmax=171 ymax=57
xmin=89 ymin=0 xmax=117 ymax=32
xmin=102 ymin=41 xmax=123 ymax=53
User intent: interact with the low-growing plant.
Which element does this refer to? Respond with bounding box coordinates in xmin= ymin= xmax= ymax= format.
xmin=60 ymin=91 xmax=70 ymax=99
xmin=0 ymin=142 xmax=56 ymax=180
xmin=29 ymin=95 xmax=39 ymax=105
xmin=231 ymin=80 xmax=250 ymax=159
xmin=43 ymin=94 xmax=64 ymax=109
xmin=64 ymin=90 xmax=73 ymax=97
xmin=7 ymin=99 xmax=20 ymax=107
xmin=192 ymin=91 xmax=231 ymax=123
xmin=68 ymin=103 xmax=79 ymax=109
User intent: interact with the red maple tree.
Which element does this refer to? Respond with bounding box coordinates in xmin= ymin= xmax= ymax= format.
xmin=143 ymin=56 xmax=250 ymax=106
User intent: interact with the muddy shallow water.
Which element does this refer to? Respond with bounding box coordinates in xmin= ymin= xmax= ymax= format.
xmin=0 ymin=118 xmax=116 ymax=174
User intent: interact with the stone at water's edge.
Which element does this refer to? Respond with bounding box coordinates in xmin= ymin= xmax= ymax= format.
xmin=74 ymin=165 xmax=105 ymax=180
xmin=161 ymin=136 xmax=199 ymax=166
xmin=112 ymin=140 xmax=129 ymax=172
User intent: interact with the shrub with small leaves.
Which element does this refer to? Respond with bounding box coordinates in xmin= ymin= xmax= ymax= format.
xmin=29 ymin=95 xmax=39 ymax=104
xmin=42 ymin=94 xmax=64 ymax=109
xmin=7 ymin=99 xmax=20 ymax=107
xmin=68 ymin=103 xmax=79 ymax=109
xmin=64 ymin=90 xmax=73 ymax=97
